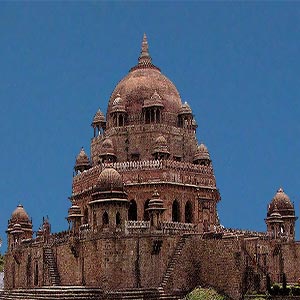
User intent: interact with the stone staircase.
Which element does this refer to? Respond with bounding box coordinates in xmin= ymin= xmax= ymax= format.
xmin=159 ymin=234 xmax=189 ymax=293
xmin=0 ymin=287 xmax=186 ymax=300
xmin=44 ymin=246 xmax=60 ymax=286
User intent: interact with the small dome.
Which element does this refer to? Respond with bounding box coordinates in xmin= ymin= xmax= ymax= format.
xmin=92 ymin=109 xmax=105 ymax=125
xmin=11 ymin=204 xmax=30 ymax=223
xmin=98 ymin=168 xmax=124 ymax=191
xmin=148 ymin=189 xmax=164 ymax=210
xmin=193 ymin=143 xmax=211 ymax=162
xmin=68 ymin=204 xmax=83 ymax=219
xmin=179 ymin=102 xmax=192 ymax=115
xmin=11 ymin=223 xmax=24 ymax=235
xmin=75 ymin=147 xmax=90 ymax=168
xmin=268 ymin=188 xmax=294 ymax=216
xmin=143 ymin=90 xmax=164 ymax=108
xmin=153 ymin=135 xmax=169 ymax=155
xmin=111 ymin=94 xmax=126 ymax=113
xmin=100 ymin=138 xmax=116 ymax=157
xmin=155 ymin=135 xmax=167 ymax=146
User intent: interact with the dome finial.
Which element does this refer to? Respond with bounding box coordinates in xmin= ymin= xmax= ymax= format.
xmin=138 ymin=33 xmax=152 ymax=65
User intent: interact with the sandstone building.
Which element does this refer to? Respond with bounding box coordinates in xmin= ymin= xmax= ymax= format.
xmin=2 ymin=35 xmax=299 ymax=300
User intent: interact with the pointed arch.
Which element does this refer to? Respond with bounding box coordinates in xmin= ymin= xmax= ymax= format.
xmin=128 ymin=200 xmax=138 ymax=221
xmin=185 ymin=201 xmax=193 ymax=223
xmin=172 ymin=200 xmax=180 ymax=222
xmin=102 ymin=211 xmax=109 ymax=226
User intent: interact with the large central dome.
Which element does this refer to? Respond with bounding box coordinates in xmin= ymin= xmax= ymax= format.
xmin=106 ymin=34 xmax=182 ymax=126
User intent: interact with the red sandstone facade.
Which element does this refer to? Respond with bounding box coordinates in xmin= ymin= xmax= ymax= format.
xmin=3 ymin=35 xmax=299 ymax=300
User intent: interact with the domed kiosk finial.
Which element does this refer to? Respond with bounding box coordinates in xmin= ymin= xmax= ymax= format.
xmin=139 ymin=33 xmax=150 ymax=61
xmin=130 ymin=34 xmax=160 ymax=72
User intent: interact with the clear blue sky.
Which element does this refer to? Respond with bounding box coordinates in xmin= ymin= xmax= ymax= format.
xmin=0 ymin=2 xmax=300 ymax=251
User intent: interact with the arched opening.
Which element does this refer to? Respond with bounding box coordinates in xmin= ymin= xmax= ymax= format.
xmin=185 ymin=201 xmax=193 ymax=223
xmin=83 ymin=207 xmax=88 ymax=224
xmin=112 ymin=114 xmax=117 ymax=127
xmin=102 ymin=211 xmax=109 ymax=226
xmin=156 ymin=109 xmax=161 ymax=123
xmin=172 ymin=200 xmax=180 ymax=222
xmin=151 ymin=109 xmax=155 ymax=122
xmin=143 ymin=199 xmax=150 ymax=221
xmin=116 ymin=212 xmax=121 ymax=226
xmin=128 ymin=200 xmax=137 ymax=221
xmin=34 ymin=261 xmax=38 ymax=286
xmin=118 ymin=115 xmax=124 ymax=126
xmin=145 ymin=110 xmax=150 ymax=124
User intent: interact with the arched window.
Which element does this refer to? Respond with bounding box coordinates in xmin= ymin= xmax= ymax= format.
xmin=102 ymin=211 xmax=109 ymax=226
xmin=128 ymin=200 xmax=138 ymax=221
xmin=185 ymin=201 xmax=193 ymax=223
xmin=143 ymin=199 xmax=150 ymax=221
xmin=172 ymin=200 xmax=180 ymax=222
xmin=290 ymin=224 xmax=294 ymax=235
xmin=116 ymin=212 xmax=121 ymax=226
xmin=34 ymin=261 xmax=39 ymax=286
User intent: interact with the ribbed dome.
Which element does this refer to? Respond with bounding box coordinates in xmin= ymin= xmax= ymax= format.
xmin=11 ymin=204 xmax=30 ymax=223
xmin=92 ymin=109 xmax=105 ymax=125
xmin=193 ymin=143 xmax=211 ymax=162
xmin=75 ymin=147 xmax=90 ymax=168
xmin=107 ymin=34 xmax=182 ymax=126
xmin=268 ymin=188 xmax=294 ymax=216
xmin=98 ymin=168 xmax=124 ymax=191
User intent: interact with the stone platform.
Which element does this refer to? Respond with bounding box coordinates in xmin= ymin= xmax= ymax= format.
xmin=0 ymin=286 xmax=186 ymax=300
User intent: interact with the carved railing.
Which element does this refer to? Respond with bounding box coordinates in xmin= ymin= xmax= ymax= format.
xmin=160 ymin=221 xmax=197 ymax=234
xmin=125 ymin=220 xmax=150 ymax=234
xmin=73 ymin=159 xmax=217 ymax=195
xmin=74 ymin=159 xmax=215 ymax=178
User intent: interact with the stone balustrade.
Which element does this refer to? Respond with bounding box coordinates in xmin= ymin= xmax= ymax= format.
xmin=125 ymin=220 xmax=150 ymax=234
xmin=160 ymin=221 xmax=197 ymax=234
xmin=73 ymin=159 xmax=216 ymax=195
